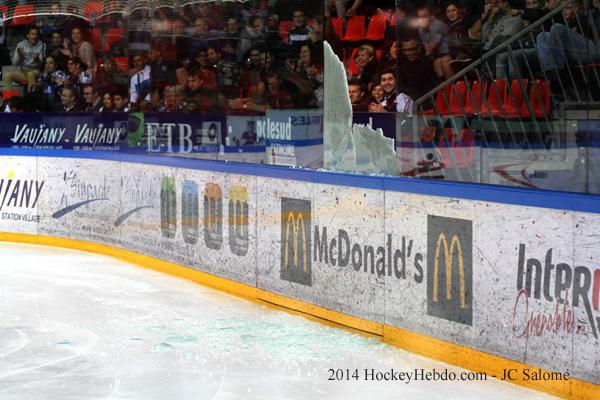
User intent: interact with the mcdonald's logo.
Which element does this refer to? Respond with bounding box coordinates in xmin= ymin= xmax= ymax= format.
xmin=204 ymin=183 xmax=222 ymax=250
xmin=228 ymin=186 xmax=249 ymax=256
xmin=280 ymin=197 xmax=312 ymax=286
xmin=427 ymin=215 xmax=472 ymax=326
xmin=182 ymin=180 xmax=199 ymax=244
xmin=160 ymin=177 xmax=176 ymax=238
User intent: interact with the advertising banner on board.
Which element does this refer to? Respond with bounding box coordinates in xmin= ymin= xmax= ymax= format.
xmin=0 ymin=112 xmax=128 ymax=151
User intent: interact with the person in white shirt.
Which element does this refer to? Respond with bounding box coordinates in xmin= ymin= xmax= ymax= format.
xmin=129 ymin=52 xmax=151 ymax=105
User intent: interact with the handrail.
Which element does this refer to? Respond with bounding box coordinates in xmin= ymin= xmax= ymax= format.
xmin=414 ymin=3 xmax=567 ymax=106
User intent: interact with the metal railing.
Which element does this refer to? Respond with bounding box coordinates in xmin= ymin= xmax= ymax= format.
xmin=406 ymin=3 xmax=600 ymax=189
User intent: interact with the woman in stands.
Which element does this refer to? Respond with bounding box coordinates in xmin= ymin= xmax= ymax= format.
xmin=350 ymin=44 xmax=379 ymax=91
xmin=99 ymin=91 xmax=113 ymax=112
xmin=444 ymin=2 xmax=473 ymax=66
xmin=32 ymin=55 xmax=66 ymax=109
xmin=379 ymin=41 xmax=399 ymax=72
xmin=370 ymin=84 xmax=385 ymax=104
xmin=61 ymin=27 xmax=95 ymax=74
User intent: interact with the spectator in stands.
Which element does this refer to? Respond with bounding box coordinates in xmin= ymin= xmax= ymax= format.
xmin=95 ymin=58 xmax=129 ymax=88
xmin=350 ymin=44 xmax=379 ymax=89
xmin=348 ymin=79 xmax=369 ymax=111
xmin=41 ymin=3 xmax=67 ymax=36
xmin=47 ymin=31 xmax=68 ymax=70
xmin=163 ymin=85 xmax=185 ymax=112
xmin=537 ymin=0 xmax=599 ymax=73
xmin=370 ymin=84 xmax=384 ymax=104
xmin=33 ymin=55 xmax=66 ymax=103
xmin=379 ymin=41 xmax=399 ymax=72
xmin=289 ymin=9 xmax=317 ymax=51
xmin=238 ymin=16 xmax=265 ymax=61
xmin=61 ymin=27 xmax=95 ymax=74
xmin=4 ymin=26 xmax=46 ymax=92
xmin=416 ymin=6 xmax=453 ymax=80
xmin=83 ymin=84 xmax=101 ymax=112
xmin=65 ymin=57 xmax=91 ymax=92
xmin=99 ymin=91 xmax=113 ymax=112
xmin=385 ymin=5 xmax=418 ymax=43
xmin=397 ymin=39 xmax=437 ymax=101
xmin=189 ymin=17 xmax=218 ymax=58
xmin=479 ymin=0 xmax=524 ymax=51
xmin=130 ymin=52 xmax=151 ymax=105
xmin=444 ymin=2 xmax=473 ymax=65
xmin=184 ymin=69 xmax=205 ymax=111
xmin=113 ymin=89 xmax=130 ymax=112
xmin=368 ymin=68 xmax=413 ymax=113
xmin=60 ymin=86 xmax=83 ymax=112
xmin=149 ymin=44 xmax=175 ymax=88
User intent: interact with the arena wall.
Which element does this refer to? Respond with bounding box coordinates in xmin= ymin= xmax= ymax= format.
xmin=0 ymin=151 xmax=598 ymax=399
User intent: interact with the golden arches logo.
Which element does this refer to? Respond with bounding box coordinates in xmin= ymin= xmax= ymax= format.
xmin=433 ymin=233 xmax=467 ymax=309
xmin=284 ymin=211 xmax=309 ymax=273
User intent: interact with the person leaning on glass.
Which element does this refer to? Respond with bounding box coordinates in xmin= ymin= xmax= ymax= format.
xmin=4 ymin=26 xmax=46 ymax=93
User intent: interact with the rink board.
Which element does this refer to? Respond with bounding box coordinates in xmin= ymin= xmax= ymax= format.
xmin=0 ymin=153 xmax=599 ymax=399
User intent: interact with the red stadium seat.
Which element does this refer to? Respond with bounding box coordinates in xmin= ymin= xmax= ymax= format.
xmin=3 ymin=90 xmax=21 ymax=100
xmin=505 ymin=79 xmax=529 ymax=118
xmin=278 ymin=20 xmax=294 ymax=44
xmin=342 ymin=16 xmax=366 ymax=41
xmin=449 ymin=81 xmax=468 ymax=115
xmin=83 ymin=2 xmax=104 ymax=21
xmin=331 ymin=17 xmax=344 ymax=39
xmin=114 ymin=57 xmax=128 ymax=73
xmin=523 ymin=80 xmax=551 ymax=119
xmin=12 ymin=5 xmax=35 ymax=26
xmin=106 ymin=28 xmax=125 ymax=48
xmin=483 ymin=79 xmax=508 ymax=117
xmin=348 ymin=47 xmax=359 ymax=76
xmin=464 ymin=80 xmax=487 ymax=115
xmin=365 ymin=14 xmax=387 ymax=41
xmin=434 ymin=84 xmax=453 ymax=115
xmin=88 ymin=28 xmax=103 ymax=52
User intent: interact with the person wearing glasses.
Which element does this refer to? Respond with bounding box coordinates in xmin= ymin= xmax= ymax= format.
xmin=397 ymin=39 xmax=437 ymax=101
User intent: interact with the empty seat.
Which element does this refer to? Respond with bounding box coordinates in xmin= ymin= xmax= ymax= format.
xmin=88 ymin=28 xmax=103 ymax=52
xmin=106 ymin=28 xmax=126 ymax=48
xmin=347 ymin=47 xmax=360 ymax=76
xmin=505 ymin=79 xmax=529 ymax=118
xmin=434 ymin=84 xmax=453 ymax=115
xmin=449 ymin=81 xmax=469 ymax=115
xmin=331 ymin=17 xmax=344 ymax=39
xmin=278 ymin=20 xmax=295 ymax=44
xmin=365 ymin=14 xmax=387 ymax=41
xmin=483 ymin=79 xmax=508 ymax=117
xmin=12 ymin=4 xmax=35 ymax=26
xmin=464 ymin=80 xmax=488 ymax=115
xmin=342 ymin=16 xmax=366 ymax=41
xmin=523 ymin=80 xmax=551 ymax=119
xmin=114 ymin=57 xmax=129 ymax=73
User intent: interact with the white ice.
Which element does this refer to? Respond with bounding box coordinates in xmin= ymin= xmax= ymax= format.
xmin=0 ymin=242 xmax=556 ymax=400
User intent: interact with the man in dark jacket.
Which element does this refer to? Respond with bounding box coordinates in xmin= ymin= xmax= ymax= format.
xmin=397 ymin=39 xmax=437 ymax=101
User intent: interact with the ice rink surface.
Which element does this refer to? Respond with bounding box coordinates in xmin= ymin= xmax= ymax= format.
xmin=0 ymin=242 xmax=557 ymax=400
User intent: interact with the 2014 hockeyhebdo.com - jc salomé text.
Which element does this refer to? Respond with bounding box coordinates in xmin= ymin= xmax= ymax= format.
xmin=326 ymin=368 xmax=570 ymax=383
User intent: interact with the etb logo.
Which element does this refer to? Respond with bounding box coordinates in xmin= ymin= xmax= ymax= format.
xmin=204 ymin=183 xmax=223 ymax=250
xmin=427 ymin=215 xmax=473 ymax=326
xmin=228 ymin=186 xmax=249 ymax=256
xmin=280 ymin=197 xmax=312 ymax=286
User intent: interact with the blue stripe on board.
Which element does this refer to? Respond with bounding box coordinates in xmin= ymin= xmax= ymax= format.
xmin=0 ymin=148 xmax=598 ymax=213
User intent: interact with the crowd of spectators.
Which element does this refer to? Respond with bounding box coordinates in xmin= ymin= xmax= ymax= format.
xmin=0 ymin=0 xmax=324 ymax=113
xmin=337 ymin=0 xmax=600 ymax=113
